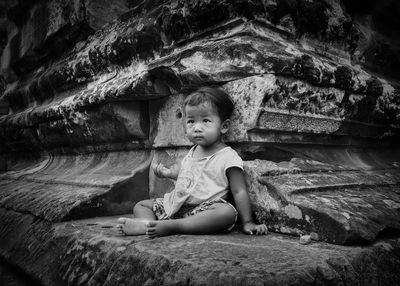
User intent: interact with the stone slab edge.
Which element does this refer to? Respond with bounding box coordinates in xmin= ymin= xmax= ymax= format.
xmin=0 ymin=211 xmax=400 ymax=286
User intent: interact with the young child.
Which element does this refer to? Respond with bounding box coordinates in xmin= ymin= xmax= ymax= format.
xmin=117 ymin=87 xmax=268 ymax=238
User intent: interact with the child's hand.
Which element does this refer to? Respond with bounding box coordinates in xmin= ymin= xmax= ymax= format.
xmin=242 ymin=222 xmax=268 ymax=235
xmin=153 ymin=163 xmax=171 ymax=178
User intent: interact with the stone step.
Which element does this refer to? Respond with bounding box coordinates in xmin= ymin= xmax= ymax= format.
xmin=0 ymin=212 xmax=399 ymax=285
xmin=0 ymin=150 xmax=151 ymax=221
xmin=244 ymin=151 xmax=400 ymax=245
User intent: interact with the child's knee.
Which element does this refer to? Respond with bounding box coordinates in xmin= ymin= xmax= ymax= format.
xmin=212 ymin=203 xmax=237 ymax=219
xmin=134 ymin=199 xmax=153 ymax=211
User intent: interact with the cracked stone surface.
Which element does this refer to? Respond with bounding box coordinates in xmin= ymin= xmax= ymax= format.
xmin=0 ymin=150 xmax=151 ymax=221
xmin=2 ymin=214 xmax=400 ymax=286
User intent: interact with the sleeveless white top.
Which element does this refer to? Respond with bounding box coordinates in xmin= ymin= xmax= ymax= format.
xmin=163 ymin=146 xmax=243 ymax=217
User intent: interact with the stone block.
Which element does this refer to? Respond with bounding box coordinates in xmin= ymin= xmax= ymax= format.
xmin=223 ymin=75 xmax=274 ymax=142
xmin=2 ymin=214 xmax=400 ymax=286
xmin=0 ymin=150 xmax=151 ymax=221
xmin=0 ymin=67 xmax=173 ymax=154
xmin=37 ymin=102 xmax=149 ymax=151
xmin=150 ymin=94 xmax=190 ymax=148
xmin=243 ymin=149 xmax=400 ymax=244
xmin=230 ymin=75 xmax=398 ymax=144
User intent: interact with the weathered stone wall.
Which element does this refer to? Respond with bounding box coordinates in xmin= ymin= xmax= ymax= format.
xmin=0 ymin=0 xmax=400 ymax=284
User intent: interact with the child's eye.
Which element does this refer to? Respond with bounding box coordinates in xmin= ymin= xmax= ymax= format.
xmin=203 ymin=119 xmax=211 ymax=123
xmin=186 ymin=120 xmax=194 ymax=124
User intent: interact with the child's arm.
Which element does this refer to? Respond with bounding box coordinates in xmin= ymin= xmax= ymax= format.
xmin=153 ymin=161 xmax=181 ymax=180
xmin=227 ymin=167 xmax=268 ymax=235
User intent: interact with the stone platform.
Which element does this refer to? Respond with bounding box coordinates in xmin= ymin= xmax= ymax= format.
xmin=1 ymin=214 xmax=400 ymax=286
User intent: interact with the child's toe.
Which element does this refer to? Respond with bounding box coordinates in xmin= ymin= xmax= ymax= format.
xmin=117 ymin=217 xmax=126 ymax=224
xmin=148 ymin=232 xmax=157 ymax=239
xmin=146 ymin=227 xmax=156 ymax=233
xmin=146 ymin=221 xmax=157 ymax=227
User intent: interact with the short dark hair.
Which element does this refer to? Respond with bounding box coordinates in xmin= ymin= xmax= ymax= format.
xmin=183 ymin=87 xmax=234 ymax=121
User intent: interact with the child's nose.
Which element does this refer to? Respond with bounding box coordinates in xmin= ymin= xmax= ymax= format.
xmin=194 ymin=123 xmax=202 ymax=131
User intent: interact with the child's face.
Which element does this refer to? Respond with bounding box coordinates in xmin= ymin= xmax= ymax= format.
xmin=184 ymin=103 xmax=229 ymax=148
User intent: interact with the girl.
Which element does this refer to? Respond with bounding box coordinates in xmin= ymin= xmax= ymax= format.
xmin=117 ymin=87 xmax=267 ymax=238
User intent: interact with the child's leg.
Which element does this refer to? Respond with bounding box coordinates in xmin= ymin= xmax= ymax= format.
xmin=133 ymin=199 xmax=157 ymax=220
xmin=117 ymin=199 xmax=156 ymax=235
xmin=146 ymin=203 xmax=236 ymax=238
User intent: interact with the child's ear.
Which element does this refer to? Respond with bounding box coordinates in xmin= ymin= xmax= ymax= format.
xmin=221 ymin=119 xmax=231 ymax=134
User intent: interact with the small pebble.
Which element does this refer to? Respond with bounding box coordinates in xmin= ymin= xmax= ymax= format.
xmin=310 ymin=232 xmax=319 ymax=241
xmin=299 ymin=235 xmax=312 ymax=245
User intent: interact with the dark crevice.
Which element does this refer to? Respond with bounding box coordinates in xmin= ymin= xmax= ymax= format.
xmin=375 ymin=227 xmax=400 ymax=241
xmin=239 ymin=146 xmax=295 ymax=162
xmin=0 ymin=256 xmax=42 ymax=286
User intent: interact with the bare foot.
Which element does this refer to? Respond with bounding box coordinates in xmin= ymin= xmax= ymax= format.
xmin=116 ymin=217 xmax=150 ymax=236
xmin=146 ymin=220 xmax=178 ymax=238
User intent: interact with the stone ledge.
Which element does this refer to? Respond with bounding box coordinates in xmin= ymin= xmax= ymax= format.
xmin=3 ymin=19 xmax=398 ymax=122
xmin=245 ymin=151 xmax=400 ymax=245
xmin=0 ymin=0 xmax=351 ymax=109
xmin=1 ymin=212 xmax=400 ymax=286
xmin=152 ymin=77 xmax=400 ymax=149
xmin=2 ymin=144 xmax=399 ymax=245
xmin=2 ymin=22 xmax=399 ymax=154
xmin=0 ymin=150 xmax=151 ymax=221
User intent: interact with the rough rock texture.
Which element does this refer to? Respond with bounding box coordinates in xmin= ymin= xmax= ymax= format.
xmin=244 ymin=151 xmax=400 ymax=244
xmin=0 ymin=150 xmax=151 ymax=221
xmin=2 ymin=215 xmax=400 ymax=286
xmin=1 ymin=0 xmax=400 ymax=284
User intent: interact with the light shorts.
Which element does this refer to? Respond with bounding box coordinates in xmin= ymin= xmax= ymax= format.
xmin=152 ymin=198 xmax=238 ymax=232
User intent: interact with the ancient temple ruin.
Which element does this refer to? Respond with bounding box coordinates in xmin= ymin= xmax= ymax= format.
xmin=1 ymin=0 xmax=400 ymax=285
